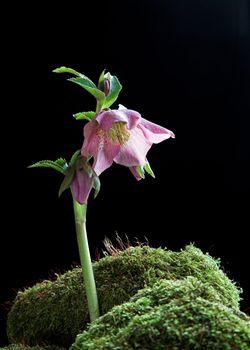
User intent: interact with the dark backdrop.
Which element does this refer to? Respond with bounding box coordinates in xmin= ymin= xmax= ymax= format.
xmin=1 ymin=0 xmax=249 ymax=345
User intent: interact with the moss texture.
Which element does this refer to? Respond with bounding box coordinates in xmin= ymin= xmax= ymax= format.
xmin=0 ymin=346 xmax=63 ymax=350
xmin=71 ymin=277 xmax=250 ymax=350
xmin=7 ymin=245 xmax=241 ymax=347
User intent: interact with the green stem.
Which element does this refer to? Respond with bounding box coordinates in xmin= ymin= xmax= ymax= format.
xmin=72 ymin=198 xmax=100 ymax=322
xmin=96 ymin=100 xmax=102 ymax=113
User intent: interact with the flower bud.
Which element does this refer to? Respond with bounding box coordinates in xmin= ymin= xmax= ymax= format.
xmin=104 ymin=77 xmax=110 ymax=96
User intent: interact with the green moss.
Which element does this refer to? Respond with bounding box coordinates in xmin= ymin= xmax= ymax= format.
xmin=7 ymin=245 xmax=241 ymax=347
xmin=0 ymin=345 xmax=63 ymax=350
xmin=71 ymin=277 xmax=250 ymax=350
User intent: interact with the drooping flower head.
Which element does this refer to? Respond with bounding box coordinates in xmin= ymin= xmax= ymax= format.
xmin=82 ymin=105 xmax=175 ymax=180
xmin=30 ymin=67 xmax=175 ymax=205
xmin=70 ymin=155 xmax=100 ymax=204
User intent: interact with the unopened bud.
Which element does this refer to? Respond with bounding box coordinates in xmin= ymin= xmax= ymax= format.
xmin=104 ymin=78 xmax=110 ymax=96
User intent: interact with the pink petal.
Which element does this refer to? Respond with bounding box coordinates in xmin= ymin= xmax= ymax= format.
xmin=114 ymin=127 xmax=151 ymax=167
xmin=82 ymin=119 xmax=100 ymax=158
xmin=81 ymin=119 xmax=121 ymax=176
xmin=71 ymin=170 xmax=93 ymax=204
xmin=139 ymin=118 xmax=175 ymax=144
xmin=129 ymin=166 xmax=142 ymax=181
xmin=96 ymin=109 xmax=141 ymax=131
xmin=92 ymin=138 xmax=120 ymax=176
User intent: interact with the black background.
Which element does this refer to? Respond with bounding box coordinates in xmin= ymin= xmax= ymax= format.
xmin=1 ymin=0 xmax=249 ymax=345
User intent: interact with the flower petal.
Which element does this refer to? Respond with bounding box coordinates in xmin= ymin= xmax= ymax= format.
xmin=92 ymin=138 xmax=121 ymax=176
xmin=139 ymin=118 xmax=175 ymax=144
xmin=96 ymin=109 xmax=141 ymax=131
xmin=81 ymin=120 xmax=121 ymax=176
xmin=71 ymin=170 xmax=93 ymax=204
xmin=82 ymin=119 xmax=100 ymax=158
xmin=114 ymin=127 xmax=151 ymax=167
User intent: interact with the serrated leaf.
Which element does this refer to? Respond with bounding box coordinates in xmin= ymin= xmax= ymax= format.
xmin=55 ymin=158 xmax=68 ymax=172
xmin=144 ymin=162 xmax=155 ymax=178
xmin=68 ymin=77 xmax=105 ymax=102
xmin=28 ymin=159 xmax=68 ymax=174
xmin=135 ymin=165 xmax=145 ymax=179
xmin=53 ymin=66 xmax=96 ymax=87
xmin=73 ymin=111 xmax=95 ymax=121
xmin=102 ymin=74 xmax=122 ymax=108
xmin=58 ymin=166 xmax=75 ymax=197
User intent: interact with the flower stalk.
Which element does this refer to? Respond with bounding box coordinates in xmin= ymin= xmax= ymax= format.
xmin=72 ymin=199 xmax=99 ymax=322
xmin=29 ymin=66 xmax=175 ymax=325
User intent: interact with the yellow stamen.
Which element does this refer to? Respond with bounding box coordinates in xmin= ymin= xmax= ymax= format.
xmin=108 ymin=122 xmax=130 ymax=145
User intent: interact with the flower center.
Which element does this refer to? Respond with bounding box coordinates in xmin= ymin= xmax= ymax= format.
xmin=107 ymin=122 xmax=130 ymax=145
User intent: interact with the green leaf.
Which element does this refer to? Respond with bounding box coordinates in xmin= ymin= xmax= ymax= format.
xmin=98 ymin=69 xmax=106 ymax=90
xmin=58 ymin=166 xmax=75 ymax=197
xmin=28 ymin=159 xmax=68 ymax=174
xmin=73 ymin=111 xmax=95 ymax=121
xmin=135 ymin=165 xmax=145 ymax=179
xmin=53 ymin=66 xmax=96 ymax=87
xmin=102 ymin=74 xmax=122 ymax=108
xmin=68 ymin=77 xmax=105 ymax=102
xmin=69 ymin=150 xmax=81 ymax=166
xmin=58 ymin=150 xmax=82 ymax=197
xmin=92 ymin=175 xmax=101 ymax=199
xmin=144 ymin=162 xmax=155 ymax=178
xmin=53 ymin=66 xmax=82 ymax=76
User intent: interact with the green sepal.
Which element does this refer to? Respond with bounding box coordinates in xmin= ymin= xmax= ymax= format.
xmin=73 ymin=111 xmax=95 ymax=121
xmin=144 ymin=162 xmax=155 ymax=178
xmin=135 ymin=165 xmax=145 ymax=179
xmin=58 ymin=166 xmax=75 ymax=197
xmin=69 ymin=150 xmax=81 ymax=166
xmin=102 ymin=74 xmax=122 ymax=109
xmin=97 ymin=69 xmax=106 ymax=90
xmin=68 ymin=77 xmax=105 ymax=102
xmin=58 ymin=150 xmax=81 ymax=197
xmin=28 ymin=158 xmax=68 ymax=174
xmin=93 ymin=174 xmax=101 ymax=198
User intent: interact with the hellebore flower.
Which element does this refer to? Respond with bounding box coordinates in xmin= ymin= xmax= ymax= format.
xmin=82 ymin=105 xmax=175 ymax=179
xmin=71 ymin=169 xmax=93 ymax=204
xmin=70 ymin=156 xmax=100 ymax=204
xmin=55 ymin=154 xmax=100 ymax=205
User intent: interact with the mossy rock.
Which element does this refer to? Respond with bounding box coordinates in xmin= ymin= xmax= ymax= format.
xmin=7 ymin=245 xmax=241 ymax=347
xmin=71 ymin=277 xmax=250 ymax=350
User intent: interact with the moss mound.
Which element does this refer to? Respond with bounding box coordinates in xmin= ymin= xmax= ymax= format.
xmin=0 ymin=346 xmax=63 ymax=350
xmin=71 ymin=277 xmax=250 ymax=350
xmin=7 ymin=245 xmax=241 ymax=347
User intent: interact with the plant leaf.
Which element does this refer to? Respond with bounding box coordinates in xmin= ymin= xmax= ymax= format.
xmin=69 ymin=150 xmax=81 ymax=166
xmin=98 ymin=69 xmax=106 ymax=90
xmin=28 ymin=159 xmax=68 ymax=174
xmin=68 ymin=77 xmax=105 ymax=103
xmin=53 ymin=66 xmax=96 ymax=87
xmin=73 ymin=111 xmax=95 ymax=121
xmin=53 ymin=66 xmax=82 ymax=76
xmin=102 ymin=74 xmax=122 ymax=108
xmin=144 ymin=162 xmax=155 ymax=178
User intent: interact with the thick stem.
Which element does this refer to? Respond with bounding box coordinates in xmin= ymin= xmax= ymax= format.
xmin=72 ymin=199 xmax=100 ymax=322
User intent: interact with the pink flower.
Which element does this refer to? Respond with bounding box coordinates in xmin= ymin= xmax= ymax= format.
xmin=71 ymin=170 xmax=93 ymax=204
xmin=70 ymin=156 xmax=100 ymax=204
xmin=81 ymin=105 xmax=175 ymax=179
